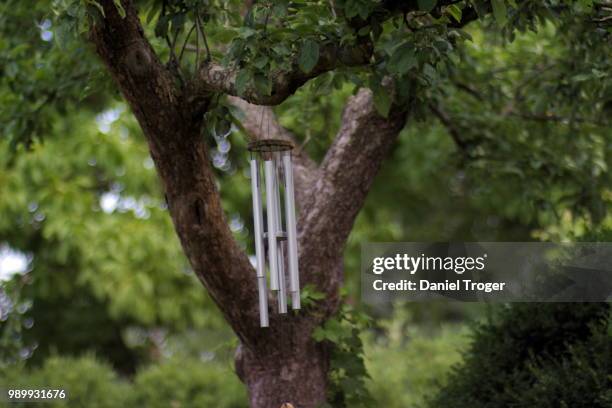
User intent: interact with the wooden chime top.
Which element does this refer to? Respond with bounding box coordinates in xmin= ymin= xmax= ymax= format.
xmin=247 ymin=139 xmax=294 ymax=153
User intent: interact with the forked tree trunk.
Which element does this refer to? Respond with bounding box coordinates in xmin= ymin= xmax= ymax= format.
xmin=89 ymin=3 xmax=408 ymax=407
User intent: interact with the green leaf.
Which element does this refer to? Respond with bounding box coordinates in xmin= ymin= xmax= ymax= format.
xmin=170 ymin=13 xmax=186 ymax=35
xmin=357 ymin=3 xmax=371 ymax=19
xmin=447 ymin=4 xmax=462 ymax=22
xmin=154 ymin=15 xmax=170 ymax=38
xmin=272 ymin=43 xmax=291 ymax=56
xmin=372 ymin=84 xmax=391 ymax=118
xmin=388 ymin=43 xmax=417 ymax=75
xmin=273 ymin=1 xmax=289 ymax=17
xmin=491 ymin=0 xmax=508 ymax=27
xmin=253 ymin=56 xmax=269 ymax=70
xmin=253 ymin=74 xmax=272 ymax=96
xmin=302 ymin=284 xmax=325 ymax=300
xmin=145 ymin=2 xmax=159 ymax=23
xmin=85 ymin=0 xmax=105 ymax=17
xmin=344 ymin=0 xmax=373 ymax=19
xmin=239 ymin=27 xmax=256 ymax=39
xmin=298 ymin=39 xmax=320 ymax=74
xmin=417 ymin=0 xmax=437 ymax=12
xmin=209 ymin=27 xmax=238 ymax=44
xmin=357 ymin=26 xmax=371 ymax=36
xmin=227 ymin=104 xmax=246 ymax=122
xmin=312 ymin=327 xmax=327 ymax=342
xmin=452 ymin=28 xmax=473 ymax=41
xmin=471 ymin=0 xmax=488 ymax=17
xmin=422 ymin=63 xmax=438 ymax=84
xmin=235 ymin=69 xmax=251 ymax=96
xmin=113 ymin=0 xmax=126 ymax=18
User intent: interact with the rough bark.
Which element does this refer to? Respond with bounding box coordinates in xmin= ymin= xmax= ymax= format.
xmin=298 ymin=89 xmax=409 ymax=314
xmin=90 ymin=0 xmax=261 ymax=346
xmin=89 ymin=2 xmax=408 ymax=407
xmin=235 ymin=320 xmax=330 ymax=407
xmin=191 ymin=42 xmax=372 ymax=105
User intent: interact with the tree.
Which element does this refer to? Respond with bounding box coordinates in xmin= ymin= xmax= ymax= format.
xmin=3 ymin=0 xmax=612 ymax=406
xmin=83 ymin=1 xmax=469 ymax=405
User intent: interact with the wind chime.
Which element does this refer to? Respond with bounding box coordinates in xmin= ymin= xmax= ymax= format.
xmin=248 ymin=139 xmax=300 ymax=327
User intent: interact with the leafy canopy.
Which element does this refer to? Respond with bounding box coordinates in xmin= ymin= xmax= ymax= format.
xmin=3 ymin=0 xmax=609 ymax=150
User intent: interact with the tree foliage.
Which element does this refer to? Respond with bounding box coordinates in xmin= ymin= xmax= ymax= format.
xmin=429 ymin=303 xmax=611 ymax=408
xmin=0 ymin=107 xmax=227 ymax=371
xmin=0 ymin=354 xmax=247 ymax=407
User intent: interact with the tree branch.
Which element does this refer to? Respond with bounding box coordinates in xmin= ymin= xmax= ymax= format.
xmin=298 ymin=88 xmax=409 ymax=314
xmin=189 ymin=41 xmax=372 ymax=105
xmin=89 ymin=0 xmax=263 ymax=345
xmin=429 ymin=103 xmax=468 ymax=150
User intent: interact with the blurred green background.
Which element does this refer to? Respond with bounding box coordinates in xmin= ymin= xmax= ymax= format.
xmin=1 ymin=1 xmax=611 ymax=407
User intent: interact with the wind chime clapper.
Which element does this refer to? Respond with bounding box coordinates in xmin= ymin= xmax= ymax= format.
xmin=248 ymin=139 xmax=301 ymax=328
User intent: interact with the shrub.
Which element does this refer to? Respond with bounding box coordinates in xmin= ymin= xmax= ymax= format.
xmin=130 ymin=357 xmax=247 ymax=408
xmin=0 ymin=354 xmax=247 ymax=408
xmin=0 ymin=355 xmax=128 ymax=408
xmin=518 ymin=331 xmax=612 ymax=408
xmin=429 ymin=303 xmax=611 ymax=408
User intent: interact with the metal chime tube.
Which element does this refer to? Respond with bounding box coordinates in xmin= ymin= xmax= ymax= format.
xmin=249 ymin=139 xmax=301 ymax=326
xmin=277 ymin=243 xmax=288 ymax=313
xmin=274 ymin=155 xmax=287 ymax=313
xmin=264 ymin=160 xmax=279 ymax=291
xmin=282 ymin=151 xmax=301 ymax=309
xmin=249 ymin=159 xmax=269 ymax=327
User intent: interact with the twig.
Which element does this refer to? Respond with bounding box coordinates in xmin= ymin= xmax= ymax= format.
xmin=196 ymin=11 xmax=211 ymax=63
xmin=195 ymin=15 xmax=200 ymax=70
xmin=452 ymin=80 xmax=483 ymax=101
xmin=178 ymin=44 xmax=199 ymax=52
xmin=429 ymin=103 xmax=468 ymax=150
xmin=592 ymin=15 xmax=612 ymax=22
xmin=169 ymin=30 xmax=179 ymax=60
xmin=179 ymin=23 xmax=197 ymax=64
xmin=161 ymin=1 xmax=177 ymax=63
xmin=329 ymin=0 xmax=337 ymax=18
xmin=263 ymin=2 xmax=272 ymax=32
xmin=507 ymin=111 xmax=607 ymax=127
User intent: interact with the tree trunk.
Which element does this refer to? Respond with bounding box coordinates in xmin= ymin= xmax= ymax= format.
xmin=237 ymin=333 xmax=329 ymax=408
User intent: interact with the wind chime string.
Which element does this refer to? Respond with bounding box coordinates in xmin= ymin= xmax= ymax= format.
xmin=258 ymin=105 xmax=265 ymax=142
